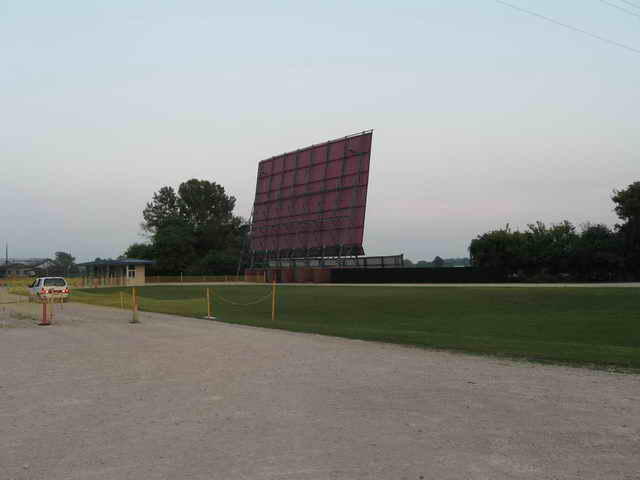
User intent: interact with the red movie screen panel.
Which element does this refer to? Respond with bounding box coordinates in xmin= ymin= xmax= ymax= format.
xmin=250 ymin=131 xmax=373 ymax=257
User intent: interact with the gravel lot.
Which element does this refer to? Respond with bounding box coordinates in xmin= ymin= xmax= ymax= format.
xmin=1 ymin=298 xmax=639 ymax=479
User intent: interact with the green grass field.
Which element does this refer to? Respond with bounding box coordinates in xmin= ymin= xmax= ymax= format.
xmin=72 ymin=285 xmax=640 ymax=370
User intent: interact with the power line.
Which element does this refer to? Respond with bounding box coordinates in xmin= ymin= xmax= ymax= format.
xmin=494 ymin=0 xmax=640 ymax=55
xmin=598 ymin=0 xmax=640 ymax=19
xmin=618 ymin=0 xmax=640 ymax=10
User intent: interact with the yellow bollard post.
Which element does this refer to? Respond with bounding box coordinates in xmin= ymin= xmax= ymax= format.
xmin=204 ymin=287 xmax=215 ymax=319
xmin=271 ymin=279 xmax=276 ymax=321
xmin=130 ymin=287 xmax=140 ymax=324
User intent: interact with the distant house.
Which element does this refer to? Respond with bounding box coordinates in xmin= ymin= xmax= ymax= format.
xmin=0 ymin=263 xmax=33 ymax=277
xmin=32 ymin=259 xmax=56 ymax=272
xmin=0 ymin=259 xmax=56 ymax=277
xmin=79 ymin=259 xmax=154 ymax=285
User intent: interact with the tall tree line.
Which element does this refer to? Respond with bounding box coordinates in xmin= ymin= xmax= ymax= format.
xmin=469 ymin=182 xmax=640 ymax=281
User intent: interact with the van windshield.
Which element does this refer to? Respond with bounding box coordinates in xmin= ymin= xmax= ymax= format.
xmin=44 ymin=278 xmax=66 ymax=287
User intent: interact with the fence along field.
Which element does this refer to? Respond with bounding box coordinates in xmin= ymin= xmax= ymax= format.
xmin=0 ymin=274 xmax=266 ymax=294
xmin=70 ymin=284 xmax=640 ymax=371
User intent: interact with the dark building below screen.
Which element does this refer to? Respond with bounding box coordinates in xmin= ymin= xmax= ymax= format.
xmin=249 ymin=131 xmax=373 ymax=260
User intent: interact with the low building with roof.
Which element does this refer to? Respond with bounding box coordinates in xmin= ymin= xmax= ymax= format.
xmin=79 ymin=258 xmax=154 ymax=285
xmin=0 ymin=259 xmax=57 ymax=277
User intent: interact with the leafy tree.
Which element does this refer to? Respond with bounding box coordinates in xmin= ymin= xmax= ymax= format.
xmin=153 ymin=218 xmax=196 ymax=273
xmin=187 ymin=250 xmax=240 ymax=275
xmin=469 ymin=222 xmax=579 ymax=277
xmin=142 ymin=186 xmax=181 ymax=233
xmin=469 ymin=226 xmax=524 ymax=271
xmin=53 ymin=251 xmax=76 ymax=274
xmin=521 ymin=221 xmax=578 ymax=274
xmin=131 ymin=179 xmax=246 ymax=274
xmin=612 ymin=181 xmax=640 ymax=222
xmin=572 ymin=223 xmax=623 ymax=280
xmin=432 ymin=256 xmax=445 ymax=268
xmin=612 ymin=182 xmax=640 ymax=276
xmin=470 ymin=217 xmax=630 ymax=280
xmin=123 ymin=243 xmax=156 ymax=260
xmin=178 ymin=179 xmax=236 ymax=232
xmin=467 ymin=182 xmax=640 ymax=280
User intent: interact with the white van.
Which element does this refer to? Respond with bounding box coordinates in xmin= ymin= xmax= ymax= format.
xmin=28 ymin=277 xmax=70 ymax=301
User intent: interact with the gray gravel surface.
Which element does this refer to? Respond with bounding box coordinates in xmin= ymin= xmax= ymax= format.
xmin=1 ymin=301 xmax=639 ymax=480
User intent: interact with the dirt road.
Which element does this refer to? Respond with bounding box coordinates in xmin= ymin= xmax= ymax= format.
xmin=1 ymin=301 xmax=638 ymax=479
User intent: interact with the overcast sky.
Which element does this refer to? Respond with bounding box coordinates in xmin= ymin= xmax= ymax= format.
xmin=1 ymin=0 xmax=638 ymax=263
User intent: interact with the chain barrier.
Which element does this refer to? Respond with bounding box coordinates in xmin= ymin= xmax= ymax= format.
xmin=215 ymin=290 xmax=273 ymax=306
xmin=68 ymin=282 xmax=279 ymax=322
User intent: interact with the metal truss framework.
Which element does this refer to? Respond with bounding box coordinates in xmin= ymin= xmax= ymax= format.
xmin=247 ymin=130 xmax=373 ymax=268
xmin=265 ymin=254 xmax=405 ymax=269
